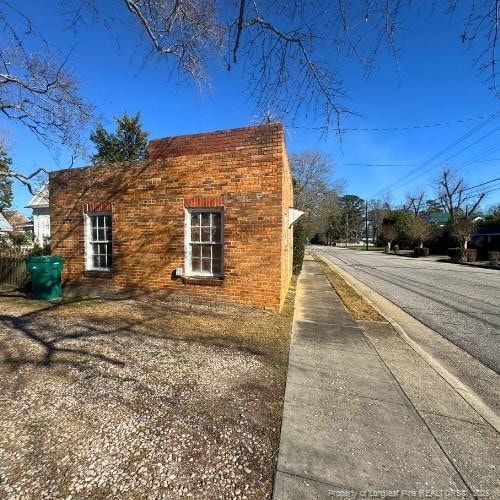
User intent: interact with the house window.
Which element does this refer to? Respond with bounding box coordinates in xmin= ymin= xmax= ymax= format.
xmin=85 ymin=213 xmax=113 ymax=271
xmin=186 ymin=210 xmax=223 ymax=277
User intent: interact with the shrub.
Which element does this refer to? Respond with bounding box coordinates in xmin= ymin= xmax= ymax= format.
xmin=414 ymin=247 xmax=430 ymax=257
xmin=427 ymin=225 xmax=455 ymax=255
xmin=393 ymin=244 xmax=399 ymax=254
xmin=8 ymin=231 xmax=34 ymax=247
xmin=293 ymin=219 xmax=306 ymax=274
xmin=488 ymin=251 xmax=500 ymax=264
xmin=448 ymin=248 xmax=461 ymax=262
xmin=28 ymin=243 xmax=51 ymax=257
xmin=465 ymin=248 xmax=477 ymax=262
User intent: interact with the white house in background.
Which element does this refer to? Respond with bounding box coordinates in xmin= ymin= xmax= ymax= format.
xmin=0 ymin=213 xmax=13 ymax=235
xmin=26 ymin=185 xmax=50 ymax=246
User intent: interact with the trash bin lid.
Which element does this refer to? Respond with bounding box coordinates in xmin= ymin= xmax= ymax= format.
xmin=26 ymin=255 xmax=64 ymax=264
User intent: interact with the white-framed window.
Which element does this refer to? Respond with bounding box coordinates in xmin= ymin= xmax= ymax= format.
xmin=85 ymin=213 xmax=113 ymax=271
xmin=185 ymin=209 xmax=223 ymax=277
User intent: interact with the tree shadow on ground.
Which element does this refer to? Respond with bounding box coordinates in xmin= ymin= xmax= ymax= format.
xmin=0 ymin=294 xmax=276 ymax=375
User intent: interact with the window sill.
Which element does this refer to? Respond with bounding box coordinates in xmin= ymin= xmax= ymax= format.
xmin=84 ymin=270 xmax=113 ymax=279
xmin=182 ymin=276 xmax=224 ymax=286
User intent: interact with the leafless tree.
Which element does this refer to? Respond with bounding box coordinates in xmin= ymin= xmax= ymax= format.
xmin=407 ymin=216 xmax=431 ymax=248
xmin=290 ymin=150 xmax=344 ymax=239
xmin=369 ymin=198 xmax=392 ymax=243
xmin=0 ymin=4 xmax=93 ymax=146
xmin=403 ymin=191 xmax=425 ymax=216
xmin=437 ymin=168 xmax=486 ymax=257
xmin=451 ymin=218 xmax=476 ymax=255
xmin=1 ymin=1 xmax=500 ymax=193
xmin=291 ymin=150 xmax=333 ymax=210
xmin=380 ymin=222 xmax=398 ymax=251
xmin=438 ymin=168 xmax=485 ymax=224
xmin=0 ymin=2 xmax=93 ymax=191
xmin=76 ymin=0 xmax=500 ymax=128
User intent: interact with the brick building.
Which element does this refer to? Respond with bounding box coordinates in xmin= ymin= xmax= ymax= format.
xmin=49 ymin=123 xmax=295 ymax=311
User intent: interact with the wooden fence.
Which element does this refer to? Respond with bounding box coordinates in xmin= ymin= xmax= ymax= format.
xmin=0 ymin=250 xmax=30 ymax=288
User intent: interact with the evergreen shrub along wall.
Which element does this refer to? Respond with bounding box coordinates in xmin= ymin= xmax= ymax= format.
xmin=293 ymin=218 xmax=306 ymax=274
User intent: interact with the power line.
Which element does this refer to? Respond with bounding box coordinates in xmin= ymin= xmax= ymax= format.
xmin=460 ymin=145 xmax=500 ymax=167
xmin=338 ymin=113 xmax=500 ymax=132
xmin=424 ymin=176 xmax=500 ymax=207
xmin=462 ymin=185 xmax=500 ymax=202
xmin=460 ymin=182 xmax=500 ymax=201
xmin=470 ymin=158 xmax=500 ymax=163
xmin=481 ymin=186 xmax=500 ymax=196
xmin=344 ymin=163 xmax=416 ymax=167
xmin=294 ymin=112 xmax=500 ymax=132
xmin=434 ymin=126 xmax=500 ymax=170
xmin=372 ymin=113 xmax=500 ymax=197
xmin=460 ymin=177 xmax=500 ymax=193
xmin=387 ymin=120 xmax=500 ymax=194
xmin=346 ymin=154 xmax=500 ymax=169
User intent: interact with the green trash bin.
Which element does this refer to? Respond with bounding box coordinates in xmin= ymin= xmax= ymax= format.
xmin=26 ymin=256 xmax=64 ymax=300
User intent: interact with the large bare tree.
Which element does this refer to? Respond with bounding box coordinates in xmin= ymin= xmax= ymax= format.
xmin=1 ymin=1 xmax=499 ymax=191
xmin=290 ymin=150 xmax=343 ymax=239
xmin=438 ymin=168 xmax=485 ymax=224
xmin=437 ymin=168 xmax=486 ymax=257
xmin=369 ymin=197 xmax=392 ymax=243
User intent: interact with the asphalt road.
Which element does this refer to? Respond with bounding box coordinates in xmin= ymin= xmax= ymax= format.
xmin=314 ymin=247 xmax=500 ymax=374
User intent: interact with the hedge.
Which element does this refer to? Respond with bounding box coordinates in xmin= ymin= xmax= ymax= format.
xmin=293 ymin=219 xmax=306 ymax=274
xmin=414 ymin=247 xmax=430 ymax=257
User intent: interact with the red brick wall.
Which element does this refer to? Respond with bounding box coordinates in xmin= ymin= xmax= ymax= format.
xmin=49 ymin=123 xmax=292 ymax=311
xmin=280 ymin=142 xmax=294 ymax=308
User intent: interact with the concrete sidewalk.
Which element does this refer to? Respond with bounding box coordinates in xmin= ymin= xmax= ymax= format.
xmin=273 ymin=255 xmax=498 ymax=499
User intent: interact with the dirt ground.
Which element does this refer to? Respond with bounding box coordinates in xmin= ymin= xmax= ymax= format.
xmin=0 ymin=284 xmax=294 ymax=499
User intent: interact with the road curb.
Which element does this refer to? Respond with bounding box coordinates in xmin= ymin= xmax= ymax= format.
xmin=312 ymin=250 xmax=500 ymax=434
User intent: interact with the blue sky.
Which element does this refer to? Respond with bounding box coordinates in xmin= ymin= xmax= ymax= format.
xmin=6 ymin=2 xmax=500 ymax=214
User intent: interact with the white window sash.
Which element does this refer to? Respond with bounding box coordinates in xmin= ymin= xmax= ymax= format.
xmin=85 ymin=212 xmax=113 ymax=271
xmin=184 ymin=208 xmax=223 ymax=278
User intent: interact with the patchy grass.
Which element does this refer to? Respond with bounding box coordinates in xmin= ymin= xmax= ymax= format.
xmin=313 ymin=256 xmax=386 ymax=322
xmin=0 ymin=281 xmax=295 ymax=499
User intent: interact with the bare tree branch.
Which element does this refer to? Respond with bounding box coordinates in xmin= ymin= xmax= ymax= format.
xmin=1 ymin=0 xmax=499 ymax=185
xmin=404 ymin=191 xmax=425 ymax=216
xmin=0 ymin=3 xmax=93 ymax=151
xmin=454 ymin=0 xmax=500 ymax=97
xmin=10 ymin=167 xmax=48 ymax=194
xmin=437 ymin=167 xmax=488 ymax=256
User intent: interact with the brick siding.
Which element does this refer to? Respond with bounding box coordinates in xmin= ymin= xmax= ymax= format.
xmin=49 ymin=123 xmax=293 ymax=311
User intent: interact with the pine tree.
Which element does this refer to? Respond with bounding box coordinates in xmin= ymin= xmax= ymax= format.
xmin=90 ymin=112 xmax=149 ymax=164
xmin=0 ymin=146 xmax=13 ymax=211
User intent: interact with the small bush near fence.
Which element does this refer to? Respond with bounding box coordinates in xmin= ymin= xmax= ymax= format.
xmin=414 ymin=247 xmax=430 ymax=257
xmin=465 ymin=248 xmax=478 ymax=262
xmin=0 ymin=249 xmax=30 ymax=288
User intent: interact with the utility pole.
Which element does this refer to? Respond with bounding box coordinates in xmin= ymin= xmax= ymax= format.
xmin=365 ymin=200 xmax=369 ymax=251
xmin=345 ymin=213 xmax=349 ymax=247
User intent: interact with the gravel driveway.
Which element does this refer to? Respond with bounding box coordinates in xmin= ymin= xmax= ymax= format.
xmin=0 ymin=290 xmax=293 ymax=499
xmin=314 ymin=247 xmax=500 ymax=373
